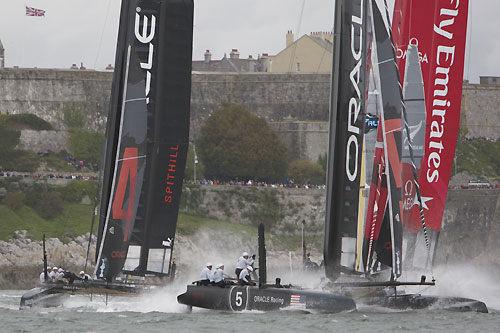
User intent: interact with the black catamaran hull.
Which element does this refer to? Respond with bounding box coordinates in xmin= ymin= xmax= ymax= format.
xmin=177 ymin=285 xmax=356 ymax=313
xmin=357 ymin=293 xmax=488 ymax=313
xmin=20 ymin=281 xmax=141 ymax=309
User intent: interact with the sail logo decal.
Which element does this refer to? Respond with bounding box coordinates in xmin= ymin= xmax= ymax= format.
xmin=403 ymin=180 xmax=433 ymax=211
xmin=346 ymin=0 xmax=364 ymax=182
xmin=403 ymin=121 xmax=423 ymax=148
xmin=164 ymin=145 xmax=180 ymax=204
xmin=135 ymin=7 xmax=156 ymax=104
xmin=396 ymin=38 xmax=429 ymax=64
xmin=112 ymin=147 xmax=138 ymax=242
xmin=426 ymin=2 xmax=459 ymax=183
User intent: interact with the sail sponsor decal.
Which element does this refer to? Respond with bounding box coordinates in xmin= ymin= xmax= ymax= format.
xmin=112 ymin=147 xmax=138 ymax=242
xmin=164 ymin=145 xmax=180 ymax=203
xmin=392 ymin=0 xmax=469 ymax=232
xmin=134 ymin=6 xmax=156 ymax=105
xmin=346 ymin=0 xmax=365 ymax=183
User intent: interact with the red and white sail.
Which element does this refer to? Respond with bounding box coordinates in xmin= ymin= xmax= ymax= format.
xmin=392 ymin=0 xmax=469 ymax=233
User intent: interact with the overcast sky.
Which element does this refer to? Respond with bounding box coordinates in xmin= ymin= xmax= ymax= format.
xmin=0 ymin=0 xmax=497 ymax=83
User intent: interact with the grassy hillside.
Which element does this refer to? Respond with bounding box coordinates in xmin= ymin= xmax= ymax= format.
xmin=0 ymin=203 xmax=94 ymax=242
xmin=0 ymin=203 xmax=323 ymax=252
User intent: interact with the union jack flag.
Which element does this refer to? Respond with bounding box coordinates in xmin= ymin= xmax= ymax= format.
xmin=290 ymin=294 xmax=306 ymax=310
xmin=25 ymin=6 xmax=45 ymax=17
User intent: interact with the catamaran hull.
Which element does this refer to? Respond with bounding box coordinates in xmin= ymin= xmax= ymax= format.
xmin=20 ymin=286 xmax=70 ymax=309
xmin=20 ymin=281 xmax=141 ymax=309
xmin=357 ymin=293 xmax=488 ymax=313
xmin=177 ymin=285 xmax=356 ymax=313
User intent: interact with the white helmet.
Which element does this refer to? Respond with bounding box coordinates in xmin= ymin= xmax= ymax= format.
xmin=79 ymin=271 xmax=85 ymax=275
xmin=47 ymin=266 xmax=52 ymax=270
xmin=206 ymin=262 xmax=213 ymax=267
xmin=242 ymin=252 xmax=249 ymax=257
xmin=52 ymin=266 xmax=58 ymax=271
xmin=247 ymin=266 xmax=254 ymax=272
xmin=216 ymin=264 xmax=224 ymax=269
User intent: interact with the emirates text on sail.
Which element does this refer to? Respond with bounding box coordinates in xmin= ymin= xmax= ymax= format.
xmin=426 ymin=2 xmax=459 ymax=183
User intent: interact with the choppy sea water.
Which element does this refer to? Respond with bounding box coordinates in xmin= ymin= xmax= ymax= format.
xmin=2 ymin=288 xmax=499 ymax=333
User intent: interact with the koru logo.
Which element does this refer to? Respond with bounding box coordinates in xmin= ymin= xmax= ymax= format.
xmin=229 ymin=287 xmax=248 ymax=311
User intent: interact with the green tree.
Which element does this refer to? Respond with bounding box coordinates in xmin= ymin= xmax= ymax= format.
xmin=288 ymin=160 xmax=326 ymax=185
xmin=197 ymin=104 xmax=288 ymax=182
xmin=62 ymin=106 xmax=86 ymax=129
xmin=4 ymin=191 xmax=25 ymax=210
xmin=317 ymin=152 xmax=327 ymax=172
xmin=67 ymin=129 xmax=104 ymax=164
xmin=35 ymin=191 xmax=64 ymax=219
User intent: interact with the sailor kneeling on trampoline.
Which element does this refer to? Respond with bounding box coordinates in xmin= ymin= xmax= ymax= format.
xmin=238 ymin=266 xmax=256 ymax=286
xmin=210 ymin=264 xmax=234 ymax=287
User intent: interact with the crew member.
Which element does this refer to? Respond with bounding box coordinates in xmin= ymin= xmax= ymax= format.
xmin=199 ymin=262 xmax=213 ymax=286
xmin=235 ymin=252 xmax=255 ymax=277
xmin=79 ymin=271 xmax=92 ymax=281
xmin=238 ymin=266 xmax=255 ymax=286
xmin=57 ymin=268 xmax=65 ymax=282
xmin=49 ymin=267 xmax=58 ymax=282
xmin=211 ymin=264 xmax=234 ymax=287
xmin=39 ymin=267 xmax=51 ymax=283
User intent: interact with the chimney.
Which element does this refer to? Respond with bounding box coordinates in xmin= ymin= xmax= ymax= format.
xmin=229 ymin=49 xmax=239 ymax=59
xmin=80 ymin=62 xmax=86 ymax=70
xmin=286 ymin=30 xmax=294 ymax=48
xmin=204 ymin=49 xmax=212 ymax=63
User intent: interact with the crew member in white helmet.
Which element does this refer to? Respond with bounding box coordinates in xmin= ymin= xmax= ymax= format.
xmin=57 ymin=268 xmax=65 ymax=282
xmin=79 ymin=271 xmax=92 ymax=281
xmin=211 ymin=264 xmax=234 ymax=287
xmin=238 ymin=266 xmax=255 ymax=286
xmin=39 ymin=267 xmax=51 ymax=283
xmin=235 ymin=252 xmax=255 ymax=277
xmin=199 ymin=262 xmax=213 ymax=286
xmin=49 ymin=267 xmax=58 ymax=282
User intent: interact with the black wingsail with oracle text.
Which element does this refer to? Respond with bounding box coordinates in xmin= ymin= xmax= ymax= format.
xmin=324 ymin=0 xmax=369 ymax=281
xmin=95 ymin=0 xmax=193 ymax=280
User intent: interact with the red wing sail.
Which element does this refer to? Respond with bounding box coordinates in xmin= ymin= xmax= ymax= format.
xmin=391 ymin=0 xmax=469 ymax=269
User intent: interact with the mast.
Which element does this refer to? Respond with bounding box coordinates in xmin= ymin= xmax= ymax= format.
xmin=324 ymin=0 xmax=369 ymax=281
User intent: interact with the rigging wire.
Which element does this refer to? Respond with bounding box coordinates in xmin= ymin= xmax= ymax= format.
xmin=93 ymin=0 xmax=113 ymax=70
xmin=465 ymin=1 xmax=473 ymax=81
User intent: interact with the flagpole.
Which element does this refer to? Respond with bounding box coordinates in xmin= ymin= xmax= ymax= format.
xmin=193 ymin=144 xmax=197 ymax=184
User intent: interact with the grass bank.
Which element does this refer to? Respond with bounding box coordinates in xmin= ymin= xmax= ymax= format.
xmin=0 ymin=204 xmax=322 ymax=251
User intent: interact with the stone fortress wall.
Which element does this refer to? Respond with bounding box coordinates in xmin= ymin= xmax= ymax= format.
xmin=0 ymin=68 xmax=499 ymax=161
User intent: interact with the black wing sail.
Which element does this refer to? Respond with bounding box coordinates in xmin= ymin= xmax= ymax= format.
xmin=324 ymin=0 xmax=369 ymax=281
xmin=370 ymin=0 xmax=404 ymax=278
xmin=136 ymin=0 xmax=194 ymax=275
xmin=95 ymin=0 xmax=194 ymax=280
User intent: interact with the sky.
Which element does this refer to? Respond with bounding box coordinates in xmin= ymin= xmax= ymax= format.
xmin=0 ymin=0 xmax=498 ymax=83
